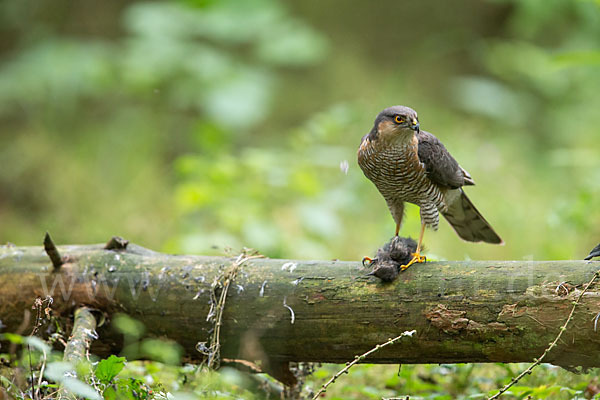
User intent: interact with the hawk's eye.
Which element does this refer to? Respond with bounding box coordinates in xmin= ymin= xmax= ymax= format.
xmin=394 ymin=115 xmax=404 ymax=124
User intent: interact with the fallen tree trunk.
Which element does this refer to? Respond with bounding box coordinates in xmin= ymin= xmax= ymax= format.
xmin=2 ymin=241 xmax=600 ymax=376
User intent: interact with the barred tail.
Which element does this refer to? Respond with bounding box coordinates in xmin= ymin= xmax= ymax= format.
xmin=442 ymin=189 xmax=503 ymax=244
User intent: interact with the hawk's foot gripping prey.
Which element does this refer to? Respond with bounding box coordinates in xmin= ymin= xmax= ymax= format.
xmin=400 ymin=222 xmax=426 ymax=270
xmin=365 ymin=236 xmax=418 ymax=281
xmin=358 ymin=105 xmax=502 ymax=271
xmin=400 ymin=253 xmax=426 ymax=271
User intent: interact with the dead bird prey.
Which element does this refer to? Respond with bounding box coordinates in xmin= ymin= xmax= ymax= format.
xmin=364 ymin=236 xmax=418 ymax=282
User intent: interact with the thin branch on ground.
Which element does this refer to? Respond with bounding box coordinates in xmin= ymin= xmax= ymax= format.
xmin=488 ymin=270 xmax=600 ymax=400
xmin=62 ymin=307 xmax=97 ymax=364
xmin=311 ymin=330 xmax=416 ymax=400
xmin=57 ymin=307 xmax=98 ymax=400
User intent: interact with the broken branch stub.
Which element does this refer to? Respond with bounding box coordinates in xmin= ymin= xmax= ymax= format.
xmin=43 ymin=232 xmax=64 ymax=270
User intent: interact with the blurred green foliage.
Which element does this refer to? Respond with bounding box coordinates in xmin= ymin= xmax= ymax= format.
xmin=1 ymin=0 xmax=600 ymax=398
xmin=307 ymin=362 xmax=600 ymax=399
xmin=1 ymin=0 xmax=599 ymax=261
xmin=4 ymin=331 xmax=600 ymax=400
xmin=15 ymin=295 xmax=600 ymax=399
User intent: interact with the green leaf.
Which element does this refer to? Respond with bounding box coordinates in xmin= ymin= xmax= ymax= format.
xmin=0 ymin=375 xmax=14 ymax=389
xmin=112 ymin=314 xmax=146 ymax=338
xmin=140 ymin=338 xmax=182 ymax=365
xmin=0 ymin=334 xmax=51 ymax=353
xmin=0 ymin=333 xmax=23 ymax=344
xmin=62 ymin=377 xmax=102 ymax=400
xmin=44 ymin=361 xmax=73 ymax=382
xmin=25 ymin=336 xmax=51 ymax=353
xmin=554 ymin=51 xmax=600 ymax=67
xmin=103 ymin=385 xmax=116 ymax=400
xmin=95 ymin=355 xmax=126 ymax=384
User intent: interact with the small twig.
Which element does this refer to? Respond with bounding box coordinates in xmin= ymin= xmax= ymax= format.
xmin=43 ymin=232 xmax=63 ymax=270
xmin=35 ymin=347 xmax=47 ymax=400
xmin=104 ymin=236 xmax=129 ymax=250
xmin=28 ymin=296 xmax=52 ymax=400
xmin=526 ymin=314 xmax=550 ymax=329
xmin=312 ymin=330 xmax=416 ymax=400
xmin=555 ymin=281 xmax=569 ymax=296
xmin=222 ymin=358 xmax=263 ymax=373
xmin=488 ymin=270 xmax=600 ymax=399
xmin=27 ymin=344 xmax=35 ymax=400
xmin=201 ymin=250 xmax=263 ymax=369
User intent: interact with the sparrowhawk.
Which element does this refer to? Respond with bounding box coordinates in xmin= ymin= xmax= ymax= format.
xmin=358 ymin=105 xmax=503 ymax=270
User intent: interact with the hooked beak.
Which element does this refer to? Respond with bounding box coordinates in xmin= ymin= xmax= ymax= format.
xmin=410 ymin=118 xmax=420 ymax=133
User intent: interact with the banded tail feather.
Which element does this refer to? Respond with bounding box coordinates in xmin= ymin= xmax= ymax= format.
xmin=442 ymin=189 xmax=503 ymax=244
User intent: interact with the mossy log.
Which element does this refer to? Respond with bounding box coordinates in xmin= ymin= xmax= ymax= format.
xmin=2 ymin=242 xmax=600 ymax=374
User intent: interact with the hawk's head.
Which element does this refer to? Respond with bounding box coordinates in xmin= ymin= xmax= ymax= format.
xmin=370 ymin=105 xmax=420 ymax=141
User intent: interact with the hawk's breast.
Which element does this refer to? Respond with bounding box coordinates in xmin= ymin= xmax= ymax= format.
xmin=358 ymin=135 xmax=445 ymax=210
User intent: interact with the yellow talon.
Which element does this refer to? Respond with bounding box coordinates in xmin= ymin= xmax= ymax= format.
xmin=362 ymin=256 xmax=375 ymax=267
xmin=400 ymin=252 xmax=426 ymax=271
xmin=400 ymin=221 xmax=427 ymax=271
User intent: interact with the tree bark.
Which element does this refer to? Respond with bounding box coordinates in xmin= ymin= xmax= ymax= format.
xmin=1 ymin=242 xmax=600 ymax=373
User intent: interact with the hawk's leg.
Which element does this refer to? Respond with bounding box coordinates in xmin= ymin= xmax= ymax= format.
xmin=395 ymin=223 xmax=400 ymax=236
xmin=400 ymin=222 xmax=426 ymax=271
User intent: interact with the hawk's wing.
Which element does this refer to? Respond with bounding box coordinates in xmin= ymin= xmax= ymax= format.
xmin=417 ymin=130 xmax=474 ymax=189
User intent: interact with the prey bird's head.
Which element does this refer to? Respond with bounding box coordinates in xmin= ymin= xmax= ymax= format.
xmin=370 ymin=105 xmax=420 ymax=141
